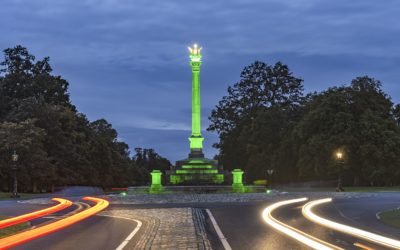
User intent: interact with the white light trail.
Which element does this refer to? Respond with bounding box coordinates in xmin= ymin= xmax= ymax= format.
xmin=262 ymin=198 xmax=343 ymax=250
xmin=302 ymin=198 xmax=400 ymax=249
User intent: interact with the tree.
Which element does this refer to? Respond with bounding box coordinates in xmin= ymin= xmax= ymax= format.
xmin=0 ymin=119 xmax=54 ymax=192
xmin=0 ymin=45 xmax=165 ymax=191
xmin=293 ymin=77 xmax=400 ymax=185
xmin=0 ymin=45 xmax=72 ymax=114
xmin=208 ymin=61 xmax=304 ymax=182
xmin=133 ymin=147 xmax=171 ymax=172
xmin=392 ymin=104 xmax=400 ymax=126
xmin=208 ymin=61 xmax=303 ymax=138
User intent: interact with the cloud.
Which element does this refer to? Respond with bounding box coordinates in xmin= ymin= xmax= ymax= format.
xmin=1 ymin=0 xmax=400 ymax=161
xmin=115 ymin=116 xmax=191 ymax=131
xmin=3 ymin=0 xmax=400 ymax=69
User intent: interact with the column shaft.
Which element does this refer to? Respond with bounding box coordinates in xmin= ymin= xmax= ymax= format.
xmin=192 ymin=70 xmax=201 ymax=136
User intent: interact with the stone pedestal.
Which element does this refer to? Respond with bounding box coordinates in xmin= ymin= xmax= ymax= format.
xmin=231 ymin=169 xmax=245 ymax=193
xmin=168 ymin=156 xmax=224 ymax=185
xmin=150 ymin=170 xmax=163 ymax=194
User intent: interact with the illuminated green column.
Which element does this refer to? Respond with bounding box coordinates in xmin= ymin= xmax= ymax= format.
xmin=188 ymin=44 xmax=204 ymax=153
xmin=232 ymin=169 xmax=245 ymax=193
xmin=149 ymin=170 xmax=163 ymax=194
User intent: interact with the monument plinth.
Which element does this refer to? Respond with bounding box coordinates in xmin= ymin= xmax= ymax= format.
xmin=168 ymin=44 xmax=225 ymax=185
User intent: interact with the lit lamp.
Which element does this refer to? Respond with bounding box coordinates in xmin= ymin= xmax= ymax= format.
xmin=11 ymin=150 xmax=20 ymax=198
xmin=335 ymin=150 xmax=344 ymax=192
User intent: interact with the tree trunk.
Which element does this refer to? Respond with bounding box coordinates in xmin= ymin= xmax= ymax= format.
xmin=32 ymin=181 xmax=38 ymax=193
xmin=353 ymin=176 xmax=360 ymax=186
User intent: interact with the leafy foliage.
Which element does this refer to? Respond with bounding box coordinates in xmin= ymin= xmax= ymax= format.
xmin=210 ymin=62 xmax=400 ymax=186
xmin=208 ymin=61 xmax=304 ymax=181
xmin=0 ymin=45 xmax=167 ymax=191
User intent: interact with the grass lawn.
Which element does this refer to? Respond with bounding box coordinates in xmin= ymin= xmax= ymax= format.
xmin=342 ymin=186 xmax=400 ymax=192
xmin=0 ymin=192 xmax=43 ymax=200
xmin=282 ymin=186 xmax=400 ymax=192
xmin=0 ymin=216 xmax=30 ymax=238
xmin=379 ymin=209 xmax=400 ymax=228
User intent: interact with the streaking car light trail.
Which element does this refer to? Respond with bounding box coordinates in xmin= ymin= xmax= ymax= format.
xmin=0 ymin=198 xmax=72 ymax=229
xmin=0 ymin=197 xmax=109 ymax=249
xmin=262 ymin=197 xmax=343 ymax=250
xmin=302 ymin=198 xmax=400 ymax=249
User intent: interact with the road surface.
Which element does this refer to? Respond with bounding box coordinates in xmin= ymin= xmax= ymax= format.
xmin=0 ymin=191 xmax=399 ymax=249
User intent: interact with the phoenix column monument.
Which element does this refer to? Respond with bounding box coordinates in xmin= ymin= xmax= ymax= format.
xmin=168 ymin=44 xmax=225 ymax=185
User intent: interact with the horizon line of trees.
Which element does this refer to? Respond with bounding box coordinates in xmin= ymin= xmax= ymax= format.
xmin=0 ymin=45 xmax=171 ymax=192
xmin=1 ymin=45 xmax=399 ymax=190
xmin=208 ymin=61 xmax=400 ymax=186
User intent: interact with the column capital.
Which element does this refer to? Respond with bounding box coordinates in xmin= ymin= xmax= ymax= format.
xmin=190 ymin=61 xmax=202 ymax=71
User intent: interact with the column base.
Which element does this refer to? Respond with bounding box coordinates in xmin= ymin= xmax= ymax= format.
xmin=149 ymin=184 xmax=163 ymax=194
xmin=189 ymin=135 xmax=204 ymax=150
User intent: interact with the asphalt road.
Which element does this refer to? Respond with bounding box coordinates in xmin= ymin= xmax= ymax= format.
xmin=1 ymin=191 xmax=399 ymax=250
xmin=12 ymin=215 xmax=139 ymax=250
xmin=206 ymin=193 xmax=400 ymax=250
xmin=0 ymin=200 xmax=141 ymax=250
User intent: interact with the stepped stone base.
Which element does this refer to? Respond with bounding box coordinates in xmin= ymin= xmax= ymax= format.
xmin=127 ymin=185 xmax=266 ymax=194
xmin=167 ymin=156 xmax=225 ymax=185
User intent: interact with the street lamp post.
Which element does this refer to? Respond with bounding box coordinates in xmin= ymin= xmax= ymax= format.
xmin=267 ymin=169 xmax=274 ymax=189
xmin=10 ymin=150 xmax=20 ymax=198
xmin=335 ymin=151 xmax=344 ymax=192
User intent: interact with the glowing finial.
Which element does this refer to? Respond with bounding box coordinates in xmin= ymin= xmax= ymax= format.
xmin=188 ymin=43 xmax=202 ymax=56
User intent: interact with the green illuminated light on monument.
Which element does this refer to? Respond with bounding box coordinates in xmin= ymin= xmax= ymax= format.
xmin=188 ymin=44 xmax=204 ymax=151
xmin=150 ymin=170 xmax=163 ymax=194
xmin=167 ymin=44 xmax=225 ymax=185
xmin=232 ymin=169 xmax=245 ymax=193
xmin=176 ymin=169 xmax=218 ymax=174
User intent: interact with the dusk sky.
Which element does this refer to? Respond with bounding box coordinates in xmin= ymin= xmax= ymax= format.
xmin=1 ymin=0 xmax=400 ymax=162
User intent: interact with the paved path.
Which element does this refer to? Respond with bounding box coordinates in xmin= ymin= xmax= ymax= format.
xmin=101 ymin=208 xmax=212 ymax=250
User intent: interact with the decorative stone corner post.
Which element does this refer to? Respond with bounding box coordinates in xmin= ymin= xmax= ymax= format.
xmin=231 ymin=169 xmax=245 ymax=193
xmin=150 ymin=170 xmax=163 ymax=194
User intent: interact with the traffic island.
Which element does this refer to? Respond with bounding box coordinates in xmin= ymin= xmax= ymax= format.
xmin=378 ymin=208 xmax=400 ymax=228
xmin=0 ymin=216 xmax=30 ymax=238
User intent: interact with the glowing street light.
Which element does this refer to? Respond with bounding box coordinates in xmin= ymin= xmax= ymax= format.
xmin=335 ymin=150 xmax=344 ymax=192
xmin=335 ymin=151 xmax=343 ymax=160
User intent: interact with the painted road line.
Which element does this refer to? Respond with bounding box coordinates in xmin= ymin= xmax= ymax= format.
xmin=39 ymin=202 xmax=84 ymax=220
xmin=262 ymin=197 xmax=343 ymax=250
xmin=98 ymin=214 xmax=142 ymax=250
xmin=0 ymin=198 xmax=72 ymax=229
xmin=205 ymin=209 xmax=232 ymax=250
xmin=0 ymin=197 xmax=109 ymax=249
xmin=79 ymin=201 xmax=91 ymax=210
xmin=302 ymin=198 xmax=400 ymax=249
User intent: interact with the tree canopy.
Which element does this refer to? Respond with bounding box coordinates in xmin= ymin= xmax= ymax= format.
xmin=0 ymin=45 xmax=170 ymax=192
xmin=209 ymin=61 xmax=400 ymax=186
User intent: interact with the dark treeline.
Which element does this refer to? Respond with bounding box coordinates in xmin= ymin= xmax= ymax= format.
xmin=209 ymin=61 xmax=400 ymax=186
xmin=0 ymin=46 xmax=171 ymax=192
